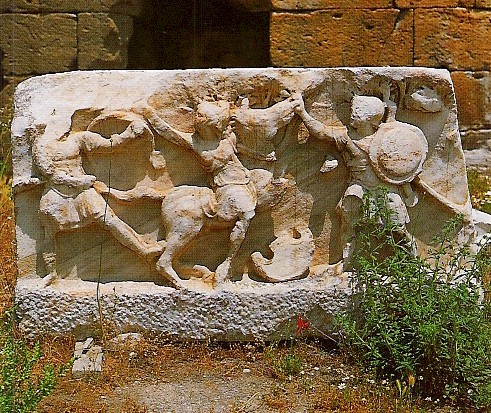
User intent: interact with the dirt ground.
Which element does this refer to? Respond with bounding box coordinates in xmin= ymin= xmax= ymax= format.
xmin=39 ymin=339 xmax=342 ymax=413
xmin=36 ymin=338 xmax=459 ymax=413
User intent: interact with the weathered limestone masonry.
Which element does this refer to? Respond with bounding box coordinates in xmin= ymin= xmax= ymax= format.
xmin=12 ymin=68 xmax=473 ymax=339
xmin=0 ymin=0 xmax=141 ymax=103
xmin=1 ymin=0 xmax=491 ymax=168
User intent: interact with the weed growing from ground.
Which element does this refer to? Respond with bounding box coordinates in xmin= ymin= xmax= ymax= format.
xmin=0 ymin=103 xmax=12 ymax=180
xmin=266 ymin=341 xmax=303 ymax=379
xmin=338 ymin=188 xmax=491 ymax=410
xmin=276 ymin=351 xmax=303 ymax=377
xmin=0 ymin=176 xmax=15 ymax=315
xmin=0 ymin=310 xmax=70 ymax=413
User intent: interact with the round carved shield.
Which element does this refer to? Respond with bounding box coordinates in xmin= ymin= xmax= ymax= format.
xmin=369 ymin=123 xmax=428 ymax=185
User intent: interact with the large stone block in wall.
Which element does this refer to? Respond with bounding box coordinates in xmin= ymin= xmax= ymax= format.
xmin=78 ymin=13 xmax=133 ymax=70
xmin=270 ymin=10 xmax=413 ymax=67
xmin=270 ymin=0 xmax=392 ymax=9
xmin=0 ymin=0 xmax=144 ymax=16
xmin=415 ymin=9 xmax=491 ymax=71
xmin=230 ymin=0 xmax=272 ymax=12
xmin=12 ymin=68 xmax=472 ymax=339
xmin=461 ymin=129 xmax=491 ymax=169
xmin=1 ymin=76 xmax=27 ymax=159
xmin=0 ymin=76 xmax=27 ymax=107
xmin=451 ymin=71 xmax=491 ymax=131
xmin=0 ymin=14 xmax=77 ymax=75
xmin=453 ymin=70 xmax=491 ymax=169
xmin=396 ymin=0 xmax=471 ymax=7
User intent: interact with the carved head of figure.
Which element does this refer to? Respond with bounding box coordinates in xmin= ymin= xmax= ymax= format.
xmin=194 ymin=100 xmax=231 ymax=140
xmin=350 ymin=96 xmax=386 ymax=138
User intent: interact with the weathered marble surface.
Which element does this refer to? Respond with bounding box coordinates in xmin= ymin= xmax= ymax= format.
xmin=12 ymin=68 xmax=473 ymax=338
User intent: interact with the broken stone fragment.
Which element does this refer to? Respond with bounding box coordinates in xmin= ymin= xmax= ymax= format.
xmin=72 ymin=337 xmax=104 ymax=379
xmin=106 ymin=333 xmax=144 ymax=352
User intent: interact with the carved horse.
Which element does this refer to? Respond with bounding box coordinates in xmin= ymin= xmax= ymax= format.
xmin=156 ymin=169 xmax=283 ymax=288
xmin=143 ymin=94 xmax=302 ymax=288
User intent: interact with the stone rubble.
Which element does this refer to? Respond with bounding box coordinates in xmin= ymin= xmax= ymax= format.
xmin=72 ymin=337 xmax=104 ymax=379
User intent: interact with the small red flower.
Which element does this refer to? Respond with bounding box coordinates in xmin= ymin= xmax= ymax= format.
xmin=296 ymin=316 xmax=310 ymax=335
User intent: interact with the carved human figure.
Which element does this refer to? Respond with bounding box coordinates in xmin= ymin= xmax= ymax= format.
xmin=145 ymin=95 xmax=301 ymax=287
xmin=33 ymin=112 xmax=164 ymax=284
xmin=294 ymin=95 xmax=428 ymax=268
xmin=233 ymin=93 xmax=300 ymax=162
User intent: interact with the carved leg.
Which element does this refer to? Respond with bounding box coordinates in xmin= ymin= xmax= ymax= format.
xmin=39 ymin=190 xmax=63 ymax=286
xmin=41 ymin=227 xmax=57 ymax=287
xmin=156 ymin=219 xmax=204 ymax=289
xmin=386 ymin=192 xmax=416 ymax=255
xmin=98 ymin=208 xmax=163 ymax=260
xmin=215 ymin=210 xmax=255 ymax=284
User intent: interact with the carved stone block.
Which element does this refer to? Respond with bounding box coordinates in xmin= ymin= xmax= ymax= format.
xmin=12 ymin=68 xmax=472 ymax=339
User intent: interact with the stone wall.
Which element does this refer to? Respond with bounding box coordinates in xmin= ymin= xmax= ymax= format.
xmin=0 ymin=1 xmax=140 ymax=97
xmin=2 ymin=0 xmax=491 ymax=168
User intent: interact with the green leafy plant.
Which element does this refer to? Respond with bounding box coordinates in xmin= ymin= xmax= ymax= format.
xmin=276 ymin=351 xmax=303 ymax=377
xmin=266 ymin=342 xmax=303 ymax=379
xmin=0 ymin=310 xmax=69 ymax=413
xmin=338 ymin=188 xmax=491 ymax=410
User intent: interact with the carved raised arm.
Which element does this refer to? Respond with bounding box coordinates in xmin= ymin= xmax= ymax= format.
xmin=235 ymin=92 xmax=300 ymax=137
xmin=78 ymin=131 xmax=117 ymax=152
xmin=143 ymin=107 xmax=193 ymax=151
xmin=81 ymin=115 xmax=153 ymax=153
xmin=236 ymin=143 xmax=276 ymax=162
xmin=260 ymin=93 xmax=299 ymax=129
xmin=294 ymin=99 xmax=348 ymax=148
xmin=51 ymin=171 xmax=96 ymax=189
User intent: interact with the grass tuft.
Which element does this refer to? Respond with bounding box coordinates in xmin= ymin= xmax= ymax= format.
xmin=0 ymin=176 xmax=15 ymax=316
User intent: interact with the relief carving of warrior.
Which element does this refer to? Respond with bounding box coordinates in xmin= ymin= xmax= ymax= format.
xmin=33 ymin=111 xmax=164 ymax=285
xmin=143 ymin=93 xmax=304 ymax=288
xmin=294 ymin=94 xmax=428 ymax=268
xmin=26 ymin=75 xmax=462 ymax=290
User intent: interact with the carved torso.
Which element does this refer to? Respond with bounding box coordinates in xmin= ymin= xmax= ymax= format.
xmin=198 ymin=134 xmax=251 ymax=188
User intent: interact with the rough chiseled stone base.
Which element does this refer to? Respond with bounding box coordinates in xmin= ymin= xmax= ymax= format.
xmin=15 ymin=270 xmax=348 ymax=340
